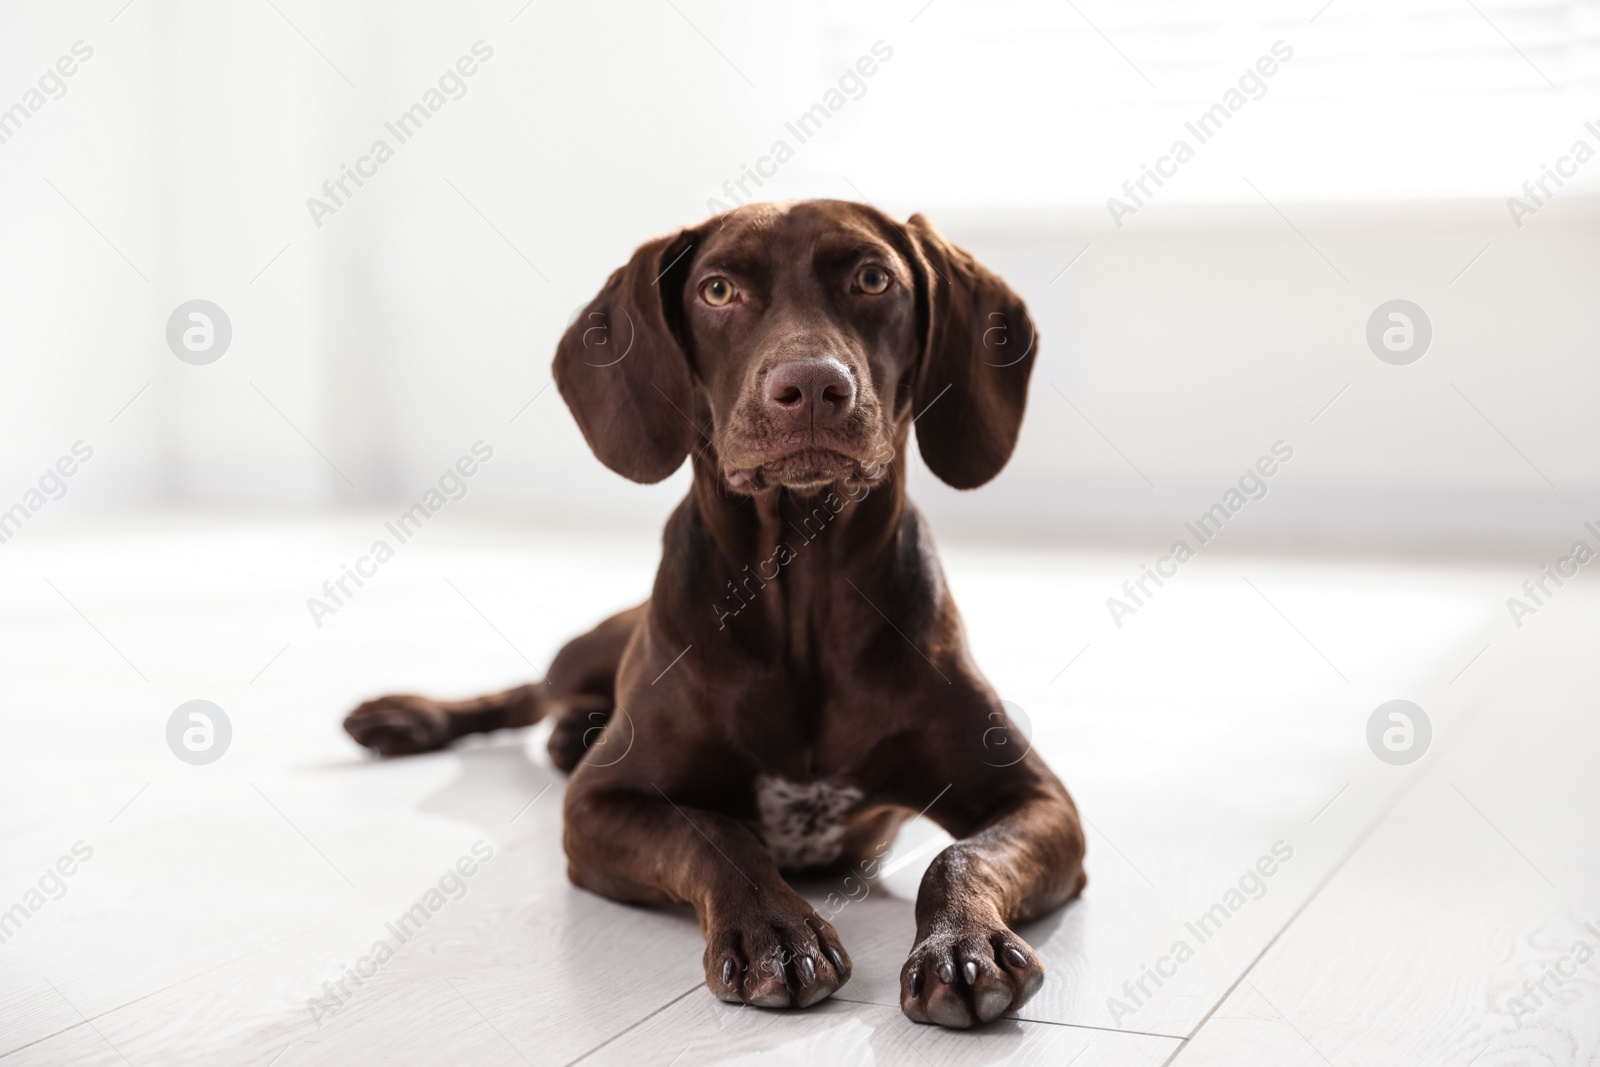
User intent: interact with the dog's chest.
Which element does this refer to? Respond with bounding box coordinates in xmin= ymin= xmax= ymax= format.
xmin=753 ymin=775 xmax=863 ymax=869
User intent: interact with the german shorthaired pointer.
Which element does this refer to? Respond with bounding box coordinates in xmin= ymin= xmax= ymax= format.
xmin=344 ymin=199 xmax=1086 ymax=1028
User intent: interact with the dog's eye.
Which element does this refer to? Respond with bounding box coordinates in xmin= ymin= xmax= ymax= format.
xmin=855 ymin=266 xmax=891 ymax=295
xmin=701 ymin=277 xmax=736 ymax=306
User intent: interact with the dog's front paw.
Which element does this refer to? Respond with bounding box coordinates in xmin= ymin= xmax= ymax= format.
xmin=344 ymin=695 xmax=452 ymax=755
xmin=900 ymin=918 xmax=1044 ymax=1028
xmin=704 ymin=903 xmax=851 ymax=1009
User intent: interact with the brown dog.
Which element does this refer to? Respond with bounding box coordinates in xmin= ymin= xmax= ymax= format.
xmin=344 ymin=199 xmax=1086 ymax=1028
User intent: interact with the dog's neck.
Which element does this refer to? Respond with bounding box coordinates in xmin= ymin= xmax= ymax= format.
xmin=680 ymin=451 xmax=913 ymax=654
xmin=686 ymin=427 xmax=913 ymax=587
xmin=689 ymin=463 xmax=906 ymax=573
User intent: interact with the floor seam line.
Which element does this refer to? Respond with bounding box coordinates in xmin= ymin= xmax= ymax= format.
xmin=559 ymin=984 xmax=701 ymax=1067
xmin=829 ymin=995 xmax=1185 ymax=1041
xmin=1159 ymin=621 xmax=1514 ymax=1067
xmin=0 ymin=932 xmax=308 ymax=1061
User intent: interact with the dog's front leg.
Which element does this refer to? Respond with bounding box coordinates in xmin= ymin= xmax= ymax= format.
xmin=899 ymin=778 xmax=1085 ymax=1028
xmin=564 ymin=787 xmax=852 ymax=1008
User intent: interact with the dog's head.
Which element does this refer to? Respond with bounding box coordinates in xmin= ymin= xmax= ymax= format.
xmin=554 ymin=200 xmax=1037 ymax=494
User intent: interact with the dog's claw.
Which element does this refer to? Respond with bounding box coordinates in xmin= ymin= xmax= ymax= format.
xmin=901 ymin=921 xmax=1045 ymax=1029
xmin=703 ymin=906 xmax=849 ymax=1010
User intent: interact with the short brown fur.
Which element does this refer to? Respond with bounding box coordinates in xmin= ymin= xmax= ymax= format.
xmin=345 ymin=200 xmax=1085 ymax=1028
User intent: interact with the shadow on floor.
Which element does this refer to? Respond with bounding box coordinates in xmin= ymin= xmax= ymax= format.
xmin=415 ymin=730 xmax=563 ymax=839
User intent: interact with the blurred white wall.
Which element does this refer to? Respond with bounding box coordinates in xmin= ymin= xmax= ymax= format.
xmin=2 ymin=0 xmax=1597 ymax=555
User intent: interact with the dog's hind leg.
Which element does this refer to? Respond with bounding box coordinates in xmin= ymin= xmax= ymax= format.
xmin=542 ymin=603 xmax=644 ymax=771
xmin=343 ymin=603 xmax=646 ymax=762
xmin=343 ymin=681 xmax=548 ymax=757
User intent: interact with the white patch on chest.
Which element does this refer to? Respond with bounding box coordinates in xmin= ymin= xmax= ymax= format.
xmin=754 ymin=775 xmax=864 ymax=869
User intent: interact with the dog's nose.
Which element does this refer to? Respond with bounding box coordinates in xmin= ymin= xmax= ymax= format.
xmin=765 ymin=359 xmax=857 ymax=428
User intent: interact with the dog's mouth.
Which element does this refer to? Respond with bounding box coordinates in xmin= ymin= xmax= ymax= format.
xmin=723 ymin=447 xmax=888 ymax=493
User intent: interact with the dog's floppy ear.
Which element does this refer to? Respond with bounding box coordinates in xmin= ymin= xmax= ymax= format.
xmin=903 ymin=214 xmax=1038 ymax=489
xmin=553 ymin=229 xmax=699 ymax=483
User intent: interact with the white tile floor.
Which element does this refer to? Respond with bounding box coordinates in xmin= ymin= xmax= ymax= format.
xmin=1 ymin=515 xmax=1595 ymax=1066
